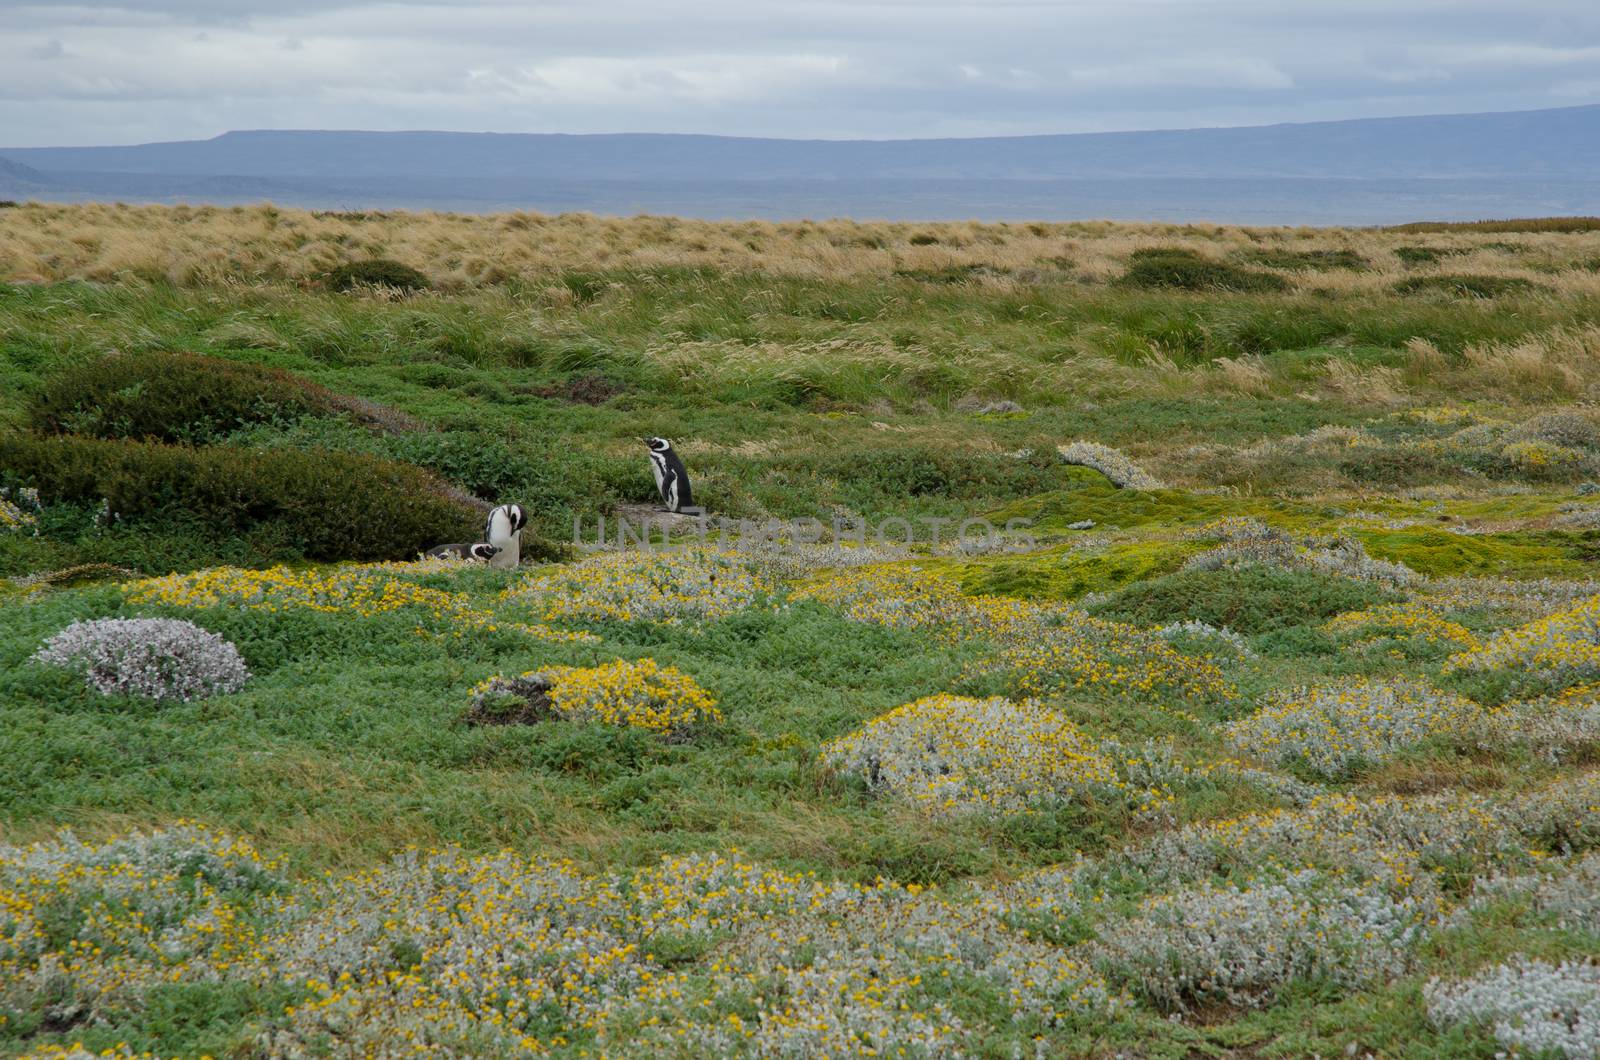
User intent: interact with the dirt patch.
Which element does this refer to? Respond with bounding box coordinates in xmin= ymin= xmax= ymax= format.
xmin=529 ymin=374 xmax=624 ymax=405
xmin=461 ymin=673 xmax=557 ymax=727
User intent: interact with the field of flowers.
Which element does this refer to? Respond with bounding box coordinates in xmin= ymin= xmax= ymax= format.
xmin=8 ymin=513 xmax=1600 ymax=1056
xmin=7 ymin=217 xmax=1600 ymax=1056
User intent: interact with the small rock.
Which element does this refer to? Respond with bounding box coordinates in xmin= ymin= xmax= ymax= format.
xmin=1067 ymin=519 xmax=1095 ymax=530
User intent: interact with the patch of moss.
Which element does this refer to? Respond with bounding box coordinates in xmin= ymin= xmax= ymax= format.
xmin=955 ymin=540 xmax=1193 ymax=601
xmin=1353 ymin=528 xmax=1586 ymax=578
xmin=1441 ymin=495 xmax=1574 ymax=522
xmin=992 ymin=468 xmax=1318 ymax=533
xmin=1089 ymin=565 xmax=1402 ymax=635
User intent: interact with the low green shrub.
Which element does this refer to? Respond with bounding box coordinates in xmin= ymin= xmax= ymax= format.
xmin=324 ymin=259 xmax=430 ymax=293
xmin=0 ymin=433 xmax=480 ymax=562
xmin=892 ymin=264 xmax=1002 ymax=284
xmin=823 ymin=446 xmax=1062 ymax=504
xmin=1391 ymin=274 xmax=1542 ymax=298
xmin=1239 ymin=248 xmax=1368 ymax=271
xmin=31 ymin=350 xmax=348 ymax=444
xmin=1089 ymin=565 xmax=1400 ymax=635
xmin=1117 ymin=248 xmax=1289 ymax=293
xmin=1393 ymin=245 xmax=1467 ymax=267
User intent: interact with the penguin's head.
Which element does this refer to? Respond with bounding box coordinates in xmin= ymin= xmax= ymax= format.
xmin=469 ymin=543 xmax=502 ymax=561
xmin=642 ymin=437 xmax=673 ymax=454
xmin=486 ymin=504 xmax=527 ymax=542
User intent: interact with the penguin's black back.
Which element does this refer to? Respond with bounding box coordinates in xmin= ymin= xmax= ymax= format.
xmin=663 ymin=449 xmax=693 ymax=509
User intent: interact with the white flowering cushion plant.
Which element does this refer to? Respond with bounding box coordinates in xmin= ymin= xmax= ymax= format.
xmin=1426 ymin=958 xmax=1600 ymax=1058
xmin=1055 ymin=441 xmax=1166 ymax=490
xmin=821 ymin=694 xmax=1118 ymax=816
xmin=1225 ymin=678 xmax=1483 ymax=778
xmin=31 ymin=617 xmax=249 ymax=702
xmin=1094 ymin=867 xmax=1441 ymax=1010
xmin=500 ymin=548 xmax=779 ymax=625
xmin=1446 ymin=593 xmax=1600 ymax=691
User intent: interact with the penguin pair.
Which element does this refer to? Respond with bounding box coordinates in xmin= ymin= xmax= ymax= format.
xmin=642 ymin=437 xmax=698 ymax=514
xmin=424 ymin=503 xmax=527 ymax=570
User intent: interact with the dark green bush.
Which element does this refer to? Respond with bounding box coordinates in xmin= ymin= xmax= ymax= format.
xmin=1391 ymin=274 xmax=1541 ymax=298
xmin=31 ymin=350 xmax=347 ymax=444
xmin=825 ymin=446 xmax=1062 ymax=504
xmin=908 ymin=233 xmax=941 ymax=246
xmin=893 ymin=264 xmax=1000 ymax=284
xmin=0 ymin=433 xmax=481 ymax=563
xmin=1240 ymin=248 xmax=1368 ymax=271
xmin=559 ymin=272 xmax=610 ymax=303
xmin=1339 ymin=445 xmax=1461 ymax=487
xmin=1393 ymin=245 xmax=1467 ymax=267
xmin=324 ymin=259 xmax=430 ymax=293
xmin=1089 ymin=565 xmax=1400 ymax=635
xmin=1117 ymin=248 xmax=1289 ymax=294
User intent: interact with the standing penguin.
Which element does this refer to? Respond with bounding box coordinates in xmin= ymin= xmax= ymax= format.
xmin=484 ymin=503 xmax=527 ymax=570
xmin=642 ymin=437 xmax=697 ymax=514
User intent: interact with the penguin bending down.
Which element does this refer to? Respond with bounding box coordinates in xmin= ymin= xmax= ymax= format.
xmin=424 ymin=542 xmax=502 ymax=562
xmin=484 ymin=503 xmax=528 ymax=570
xmin=642 ymin=437 xmax=699 ymax=514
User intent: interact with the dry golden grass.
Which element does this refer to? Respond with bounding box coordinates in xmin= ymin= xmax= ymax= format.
xmin=4 ymin=201 xmax=1600 ymax=291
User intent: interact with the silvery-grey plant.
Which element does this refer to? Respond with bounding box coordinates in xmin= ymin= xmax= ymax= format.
xmin=1056 ymin=441 xmax=1166 ymax=490
xmin=1094 ymin=867 xmax=1439 ymax=1010
xmin=32 ymin=617 xmax=249 ymax=702
xmin=1426 ymin=957 xmax=1600 ymax=1057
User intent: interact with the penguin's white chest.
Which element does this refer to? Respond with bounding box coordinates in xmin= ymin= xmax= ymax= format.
xmin=485 ymin=510 xmax=520 ymax=570
xmin=649 ymin=454 xmax=669 ymax=495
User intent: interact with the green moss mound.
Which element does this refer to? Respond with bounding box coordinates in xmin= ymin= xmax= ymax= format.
xmin=994 ymin=467 xmax=1304 ymax=532
xmin=1353 ymin=528 xmax=1586 ymax=578
xmin=325 ymin=259 xmax=430 ymax=293
xmin=957 ymin=540 xmax=1192 ymax=601
xmin=30 ymin=350 xmax=358 ymax=445
xmin=1089 ymin=565 xmax=1401 ymax=635
xmin=1391 ymin=274 xmax=1542 ymax=298
xmin=1117 ymin=248 xmax=1290 ymax=294
xmin=0 ymin=433 xmax=482 ymax=564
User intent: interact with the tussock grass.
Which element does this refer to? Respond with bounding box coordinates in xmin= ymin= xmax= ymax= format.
xmin=1389 ymin=217 xmax=1600 ymax=234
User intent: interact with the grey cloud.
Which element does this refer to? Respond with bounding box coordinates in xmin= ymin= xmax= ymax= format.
xmin=0 ymin=0 xmax=1596 ymax=145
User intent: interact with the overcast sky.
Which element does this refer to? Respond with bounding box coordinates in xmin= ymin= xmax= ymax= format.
xmin=2 ymin=1 xmax=1597 ymax=146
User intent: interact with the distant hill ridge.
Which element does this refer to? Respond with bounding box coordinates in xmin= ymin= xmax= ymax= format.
xmin=2 ymin=104 xmax=1597 ymax=223
xmin=6 ymin=105 xmax=1599 ymax=181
